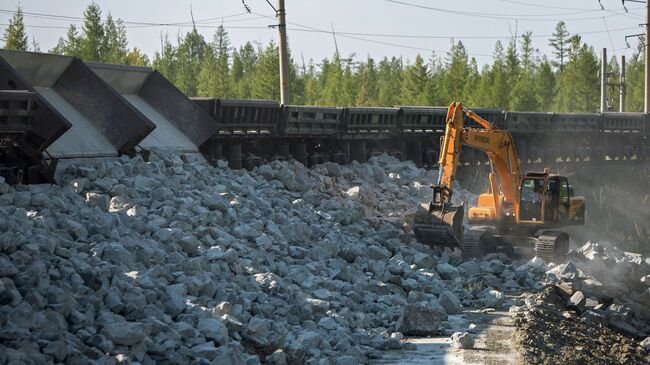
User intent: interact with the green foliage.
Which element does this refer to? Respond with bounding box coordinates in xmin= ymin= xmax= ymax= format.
xmin=6 ymin=4 xmax=630 ymax=113
xmin=536 ymin=59 xmax=556 ymax=111
xmin=401 ymin=54 xmax=428 ymax=105
xmin=549 ymin=21 xmax=571 ymax=71
xmin=554 ymin=40 xmax=599 ymax=112
xmin=197 ymin=26 xmax=232 ymax=98
xmin=252 ymin=41 xmax=280 ymax=100
xmin=124 ymin=47 xmax=149 ymax=67
xmin=355 ymin=57 xmax=379 ymax=106
xmin=231 ymin=42 xmax=257 ymax=98
xmin=625 ymin=43 xmax=645 ymax=112
xmin=103 ymin=15 xmax=128 ymax=64
xmin=377 ymin=57 xmax=403 ymax=106
xmin=174 ymin=29 xmax=206 ymax=96
xmin=80 ymin=3 xmax=105 ymax=61
xmin=3 ymin=6 xmax=29 ymax=51
xmin=152 ymin=34 xmax=177 ymax=82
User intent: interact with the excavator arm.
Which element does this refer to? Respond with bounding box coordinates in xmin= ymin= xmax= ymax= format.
xmin=414 ymin=101 xmax=521 ymax=246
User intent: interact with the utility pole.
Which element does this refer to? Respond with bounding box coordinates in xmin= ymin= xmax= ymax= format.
xmin=621 ymin=55 xmax=626 ymax=112
xmin=277 ymin=0 xmax=290 ymax=105
xmin=645 ymin=0 xmax=650 ymax=112
xmin=601 ymin=48 xmax=607 ymax=113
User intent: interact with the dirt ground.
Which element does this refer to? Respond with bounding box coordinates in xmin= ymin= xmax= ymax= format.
xmin=514 ymin=286 xmax=650 ymax=365
xmin=373 ymin=309 xmax=521 ymax=365
xmin=374 ymin=286 xmax=650 ymax=365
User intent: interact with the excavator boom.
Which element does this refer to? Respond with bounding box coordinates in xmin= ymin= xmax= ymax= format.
xmin=414 ymin=102 xmax=521 ymax=247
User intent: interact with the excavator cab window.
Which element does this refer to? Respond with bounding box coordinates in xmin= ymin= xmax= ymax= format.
xmin=558 ymin=178 xmax=570 ymax=221
xmin=544 ymin=178 xmax=558 ymax=222
xmin=519 ymin=178 xmax=545 ymax=221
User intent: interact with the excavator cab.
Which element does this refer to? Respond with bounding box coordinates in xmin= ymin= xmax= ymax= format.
xmin=517 ymin=173 xmax=580 ymax=226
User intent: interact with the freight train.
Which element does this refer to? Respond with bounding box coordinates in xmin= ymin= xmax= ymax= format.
xmin=0 ymin=50 xmax=647 ymax=184
xmin=192 ymin=98 xmax=648 ymax=170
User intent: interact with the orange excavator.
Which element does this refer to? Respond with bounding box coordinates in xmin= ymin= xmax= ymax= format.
xmin=413 ymin=102 xmax=586 ymax=262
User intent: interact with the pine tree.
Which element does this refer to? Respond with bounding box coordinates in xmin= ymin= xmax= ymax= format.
xmin=124 ymin=47 xmax=149 ymax=67
xmin=625 ymin=42 xmax=644 ymax=111
xmin=30 ymin=37 xmax=40 ymax=52
xmin=50 ymin=38 xmax=66 ymax=55
xmin=213 ymin=25 xmax=232 ymax=98
xmin=426 ymin=53 xmax=445 ymax=105
xmin=400 ymin=54 xmax=428 ymax=105
xmin=3 ymin=6 xmax=29 ymax=51
xmin=443 ymin=41 xmax=469 ymax=102
xmin=64 ymin=25 xmax=82 ymax=57
xmin=536 ymin=58 xmax=556 ymax=111
xmin=197 ymin=44 xmax=217 ymax=97
xmin=554 ymin=39 xmax=599 ymax=112
xmin=322 ymin=53 xmax=345 ymax=105
xmin=463 ymin=57 xmax=480 ymax=106
xmin=252 ymin=41 xmax=280 ymax=100
xmin=152 ymin=34 xmax=177 ymax=82
xmin=489 ymin=41 xmax=510 ymax=109
xmin=301 ymin=59 xmax=321 ymax=105
xmin=377 ymin=57 xmax=403 ymax=106
xmin=232 ymin=42 xmax=257 ymax=98
xmin=175 ymin=28 xmax=206 ymax=96
xmin=511 ymin=72 xmax=539 ymax=111
xmin=471 ymin=64 xmax=494 ymax=107
xmin=505 ymin=39 xmax=519 ymax=79
xmin=103 ymin=14 xmax=128 ymax=64
xmin=549 ymin=21 xmax=571 ymax=71
xmin=80 ymin=3 xmax=106 ymax=61
xmin=355 ymin=57 xmax=379 ymax=106
xmin=520 ymin=31 xmax=536 ymax=73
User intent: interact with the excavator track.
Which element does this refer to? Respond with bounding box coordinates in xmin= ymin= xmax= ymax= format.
xmin=460 ymin=226 xmax=497 ymax=259
xmin=535 ymin=231 xmax=569 ymax=263
xmin=461 ymin=229 xmax=482 ymax=259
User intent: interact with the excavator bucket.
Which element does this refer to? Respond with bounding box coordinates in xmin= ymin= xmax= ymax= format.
xmin=413 ymin=202 xmax=465 ymax=247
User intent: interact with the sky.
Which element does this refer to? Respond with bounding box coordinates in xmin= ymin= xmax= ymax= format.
xmin=0 ymin=0 xmax=647 ymax=67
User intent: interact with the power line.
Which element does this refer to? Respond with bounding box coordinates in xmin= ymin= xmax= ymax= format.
xmin=494 ymin=0 xmax=602 ymax=11
xmin=384 ymin=0 xmax=637 ymax=21
xmin=285 ymin=26 xmax=639 ymax=40
xmin=0 ymin=8 xmax=251 ymax=27
xmin=602 ymin=17 xmax=618 ymax=58
xmin=6 ymin=21 xmax=638 ymax=42
xmin=252 ymin=13 xmax=494 ymax=58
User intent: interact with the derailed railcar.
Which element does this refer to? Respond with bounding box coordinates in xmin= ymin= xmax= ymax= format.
xmin=397 ymin=107 xmax=446 ymax=165
xmin=195 ymin=98 xmax=281 ymax=169
xmin=601 ymin=112 xmax=646 ymax=160
xmin=280 ymin=105 xmax=344 ymax=164
xmin=341 ymin=107 xmax=401 ymax=162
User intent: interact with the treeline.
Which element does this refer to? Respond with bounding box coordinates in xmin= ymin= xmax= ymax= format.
xmin=1 ymin=4 xmax=645 ymax=112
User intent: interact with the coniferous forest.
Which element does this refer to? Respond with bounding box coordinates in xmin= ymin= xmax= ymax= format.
xmin=2 ymin=4 xmax=646 ymax=112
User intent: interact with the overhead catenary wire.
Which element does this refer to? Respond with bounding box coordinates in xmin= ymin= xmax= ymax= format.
xmin=0 ymin=6 xmax=641 ymax=41
xmin=0 ymin=8 xmax=252 ymax=27
xmin=0 ymin=4 xmax=640 ymax=60
xmin=494 ymin=0 xmax=604 ymax=11
xmin=496 ymin=0 xmax=644 ymax=21
xmin=384 ymin=0 xmax=641 ymax=21
xmin=602 ymin=17 xmax=618 ymax=58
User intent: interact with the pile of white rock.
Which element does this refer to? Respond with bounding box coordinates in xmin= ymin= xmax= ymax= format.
xmin=0 ymin=151 xmax=647 ymax=364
